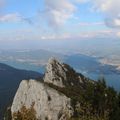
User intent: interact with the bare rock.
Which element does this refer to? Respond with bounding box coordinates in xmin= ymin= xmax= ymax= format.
xmin=11 ymin=80 xmax=73 ymax=120
xmin=44 ymin=58 xmax=85 ymax=88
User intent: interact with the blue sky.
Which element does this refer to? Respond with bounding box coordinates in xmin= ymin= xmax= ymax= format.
xmin=0 ymin=0 xmax=120 ymax=41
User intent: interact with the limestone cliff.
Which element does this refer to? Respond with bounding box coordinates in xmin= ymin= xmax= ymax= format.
xmin=11 ymin=58 xmax=90 ymax=120
xmin=44 ymin=58 xmax=87 ymax=88
xmin=11 ymin=80 xmax=73 ymax=120
xmin=7 ymin=58 xmax=120 ymax=120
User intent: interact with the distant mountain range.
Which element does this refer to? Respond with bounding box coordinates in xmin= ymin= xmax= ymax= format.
xmin=0 ymin=63 xmax=42 ymax=119
xmin=0 ymin=49 xmax=119 ymax=74
xmin=1 ymin=38 xmax=120 ymax=67
xmin=0 ymin=49 xmax=120 ymax=90
xmin=0 ymin=49 xmax=65 ymax=73
xmin=65 ymin=54 xmax=120 ymax=74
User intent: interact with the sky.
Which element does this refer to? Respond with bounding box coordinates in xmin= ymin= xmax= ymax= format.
xmin=0 ymin=0 xmax=120 ymax=43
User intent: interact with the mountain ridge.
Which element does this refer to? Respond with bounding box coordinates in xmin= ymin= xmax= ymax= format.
xmin=10 ymin=58 xmax=94 ymax=120
xmin=5 ymin=58 xmax=120 ymax=120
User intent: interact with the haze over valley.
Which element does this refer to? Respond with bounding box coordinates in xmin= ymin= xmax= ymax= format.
xmin=0 ymin=42 xmax=120 ymax=91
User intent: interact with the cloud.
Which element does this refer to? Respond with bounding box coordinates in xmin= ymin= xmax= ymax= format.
xmin=0 ymin=13 xmax=32 ymax=24
xmin=105 ymin=17 xmax=120 ymax=28
xmin=43 ymin=0 xmax=76 ymax=29
xmin=91 ymin=0 xmax=120 ymax=28
xmin=75 ymin=0 xmax=120 ymax=29
xmin=0 ymin=1 xmax=32 ymax=24
xmin=42 ymin=0 xmax=120 ymax=29
xmin=75 ymin=0 xmax=89 ymax=3
xmin=0 ymin=13 xmax=22 ymax=22
xmin=117 ymin=32 xmax=120 ymax=37
xmin=78 ymin=22 xmax=104 ymax=26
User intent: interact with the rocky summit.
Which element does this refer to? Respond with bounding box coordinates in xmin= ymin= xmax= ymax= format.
xmin=11 ymin=80 xmax=73 ymax=120
xmin=8 ymin=58 xmax=120 ymax=120
xmin=44 ymin=58 xmax=87 ymax=88
xmin=10 ymin=58 xmax=92 ymax=120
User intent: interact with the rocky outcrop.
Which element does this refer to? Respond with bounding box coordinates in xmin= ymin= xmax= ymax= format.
xmin=44 ymin=58 xmax=67 ymax=88
xmin=11 ymin=58 xmax=89 ymax=120
xmin=44 ymin=58 xmax=86 ymax=88
xmin=11 ymin=80 xmax=73 ymax=120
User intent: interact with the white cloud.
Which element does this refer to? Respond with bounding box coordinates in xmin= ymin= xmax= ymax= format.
xmin=105 ymin=18 xmax=120 ymax=28
xmin=0 ymin=13 xmax=22 ymax=22
xmin=43 ymin=0 xmax=76 ymax=28
xmin=43 ymin=0 xmax=120 ymax=29
xmin=78 ymin=22 xmax=104 ymax=26
xmin=117 ymin=32 xmax=120 ymax=37
xmin=91 ymin=0 xmax=120 ymax=28
xmin=75 ymin=0 xmax=89 ymax=3
xmin=0 ymin=13 xmax=32 ymax=24
xmin=75 ymin=0 xmax=120 ymax=29
xmin=1 ymin=0 xmax=120 ymax=41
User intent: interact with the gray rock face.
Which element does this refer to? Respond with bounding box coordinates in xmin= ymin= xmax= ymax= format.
xmin=44 ymin=58 xmax=67 ymax=88
xmin=44 ymin=58 xmax=85 ymax=88
xmin=11 ymin=58 xmax=87 ymax=120
xmin=11 ymin=80 xmax=73 ymax=120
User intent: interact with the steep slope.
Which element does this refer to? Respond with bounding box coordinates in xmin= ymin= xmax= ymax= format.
xmin=6 ymin=58 xmax=120 ymax=120
xmin=11 ymin=80 xmax=73 ymax=120
xmin=11 ymin=58 xmax=92 ymax=120
xmin=0 ymin=63 xmax=42 ymax=119
xmin=44 ymin=58 xmax=88 ymax=88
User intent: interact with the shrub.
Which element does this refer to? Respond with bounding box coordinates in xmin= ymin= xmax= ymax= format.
xmin=13 ymin=102 xmax=37 ymax=120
